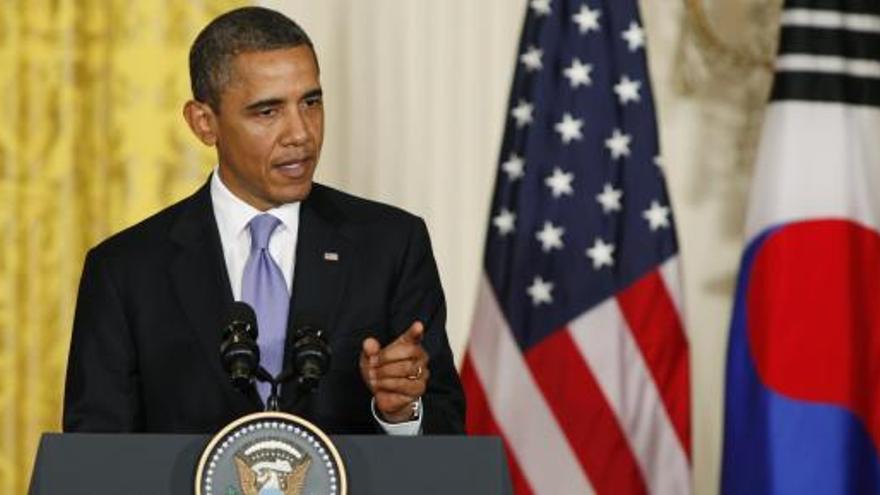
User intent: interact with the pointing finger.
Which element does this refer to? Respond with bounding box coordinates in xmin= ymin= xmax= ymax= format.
xmin=397 ymin=321 xmax=424 ymax=345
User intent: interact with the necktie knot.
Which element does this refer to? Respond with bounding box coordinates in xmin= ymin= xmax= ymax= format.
xmin=248 ymin=214 xmax=282 ymax=251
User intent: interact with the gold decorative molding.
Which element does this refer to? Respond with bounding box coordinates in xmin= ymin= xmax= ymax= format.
xmin=682 ymin=0 xmax=780 ymax=74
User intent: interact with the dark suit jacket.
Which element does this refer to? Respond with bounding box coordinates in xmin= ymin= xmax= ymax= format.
xmin=63 ymin=180 xmax=465 ymax=434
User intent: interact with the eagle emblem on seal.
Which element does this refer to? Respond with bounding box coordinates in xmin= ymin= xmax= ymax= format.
xmin=232 ymin=438 xmax=312 ymax=495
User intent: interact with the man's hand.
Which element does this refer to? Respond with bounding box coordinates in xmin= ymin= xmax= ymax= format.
xmin=360 ymin=321 xmax=430 ymax=423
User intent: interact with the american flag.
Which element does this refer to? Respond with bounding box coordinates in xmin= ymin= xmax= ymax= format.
xmin=460 ymin=1 xmax=691 ymax=493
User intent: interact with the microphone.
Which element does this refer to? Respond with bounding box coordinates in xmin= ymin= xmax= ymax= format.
xmin=288 ymin=325 xmax=331 ymax=393
xmin=220 ymin=302 xmax=260 ymax=391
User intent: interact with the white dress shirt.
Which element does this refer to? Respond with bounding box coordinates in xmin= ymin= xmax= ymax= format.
xmin=210 ymin=169 xmax=299 ymax=299
xmin=209 ymin=169 xmax=421 ymax=435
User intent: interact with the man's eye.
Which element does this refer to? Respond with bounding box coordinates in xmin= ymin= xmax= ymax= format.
xmin=257 ymin=108 xmax=277 ymax=117
xmin=304 ymin=97 xmax=323 ymax=107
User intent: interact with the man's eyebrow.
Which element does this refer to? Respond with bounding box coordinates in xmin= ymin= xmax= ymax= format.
xmin=302 ymin=88 xmax=323 ymax=100
xmin=244 ymin=98 xmax=285 ymax=111
xmin=243 ymin=89 xmax=322 ymax=111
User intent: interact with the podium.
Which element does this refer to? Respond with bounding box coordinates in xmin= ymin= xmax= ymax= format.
xmin=29 ymin=433 xmax=512 ymax=494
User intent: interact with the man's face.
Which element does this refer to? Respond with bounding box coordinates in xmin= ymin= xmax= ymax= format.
xmin=211 ymin=45 xmax=323 ymax=210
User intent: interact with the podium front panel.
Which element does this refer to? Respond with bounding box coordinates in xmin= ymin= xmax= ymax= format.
xmin=29 ymin=433 xmax=511 ymax=494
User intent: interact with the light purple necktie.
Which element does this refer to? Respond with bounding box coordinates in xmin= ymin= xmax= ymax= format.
xmin=241 ymin=214 xmax=290 ymax=404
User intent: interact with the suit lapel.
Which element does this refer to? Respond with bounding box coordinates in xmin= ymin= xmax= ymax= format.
xmin=282 ymin=185 xmax=352 ymax=407
xmin=168 ymin=182 xmax=260 ymax=413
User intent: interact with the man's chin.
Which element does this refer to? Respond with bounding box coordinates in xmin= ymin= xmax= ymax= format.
xmin=273 ymin=182 xmax=313 ymax=205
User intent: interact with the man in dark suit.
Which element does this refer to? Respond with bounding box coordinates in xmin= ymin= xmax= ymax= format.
xmin=63 ymin=6 xmax=464 ymax=435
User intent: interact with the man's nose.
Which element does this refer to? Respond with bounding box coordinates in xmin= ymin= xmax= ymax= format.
xmin=280 ymin=108 xmax=309 ymax=146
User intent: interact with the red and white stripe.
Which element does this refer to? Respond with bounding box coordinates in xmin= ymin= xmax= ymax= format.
xmin=462 ymin=259 xmax=691 ymax=495
xmin=464 ymin=274 xmax=595 ymax=494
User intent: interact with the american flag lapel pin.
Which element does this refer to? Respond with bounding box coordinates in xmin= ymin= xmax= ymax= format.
xmin=324 ymin=252 xmax=339 ymax=262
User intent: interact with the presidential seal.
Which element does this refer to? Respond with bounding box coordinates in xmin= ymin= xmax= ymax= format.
xmin=195 ymin=412 xmax=347 ymax=495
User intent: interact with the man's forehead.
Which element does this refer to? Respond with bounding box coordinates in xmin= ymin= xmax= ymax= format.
xmin=228 ymin=46 xmax=319 ymax=78
xmin=214 ymin=48 xmax=319 ymax=110
xmin=220 ymin=47 xmax=317 ymax=95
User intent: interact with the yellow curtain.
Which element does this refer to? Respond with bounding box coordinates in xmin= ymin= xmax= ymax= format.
xmin=0 ymin=1 xmax=243 ymax=491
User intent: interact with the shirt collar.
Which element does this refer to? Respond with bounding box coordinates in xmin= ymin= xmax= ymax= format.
xmin=210 ymin=166 xmax=301 ymax=240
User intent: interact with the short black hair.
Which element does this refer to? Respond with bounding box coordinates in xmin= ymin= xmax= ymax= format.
xmin=189 ymin=6 xmax=315 ymax=111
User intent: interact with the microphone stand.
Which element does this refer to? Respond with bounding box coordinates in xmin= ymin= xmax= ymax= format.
xmin=255 ymin=366 xmax=316 ymax=412
xmin=256 ymin=367 xmax=286 ymax=412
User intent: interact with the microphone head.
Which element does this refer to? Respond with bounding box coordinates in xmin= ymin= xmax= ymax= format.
xmin=221 ymin=301 xmax=260 ymax=390
xmin=226 ymin=301 xmax=258 ymax=338
xmin=228 ymin=301 xmax=257 ymax=324
xmin=289 ymin=325 xmax=331 ymax=393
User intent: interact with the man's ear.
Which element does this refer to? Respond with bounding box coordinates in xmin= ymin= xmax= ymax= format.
xmin=183 ymin=100 xmax=218 ymax=146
